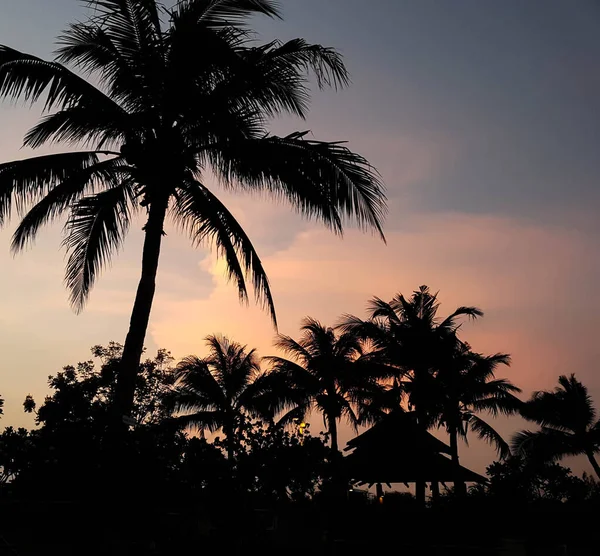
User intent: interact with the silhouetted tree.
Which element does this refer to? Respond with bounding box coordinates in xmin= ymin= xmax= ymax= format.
xmin=339 ymin=286 xmax=483 ymax=501
xmin=339 ymin=286 xmax=483 ymax=428
xmin=0 ymin=393 xmax=3 ymax=417
xmin=0 ymin=426 xmax=32 ymax=485
xmin=17 ymin=343 xmax=181 ymax=499
xmin=0 ymin=0 xmax=386 ymax=422
xmin=483 ymin=456 xmax=591 ymax=505
xmin=235 ymin=420 xmax=330 ymax=502
xmin=513 ymin=374 xmax=600 ymax=479
xmin=168 ymin=335 xmax=278 ymax=462
xmin=265 ymin=318 xmax=382 ymax=455
xmin=24 ymin=342 xmax=175 ymax=429
xmin=431 ymin=341 xmax=521 ymax=484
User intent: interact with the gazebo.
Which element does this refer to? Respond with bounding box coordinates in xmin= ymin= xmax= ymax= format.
xmin=343 ymin=411 xmax=486 ymax=504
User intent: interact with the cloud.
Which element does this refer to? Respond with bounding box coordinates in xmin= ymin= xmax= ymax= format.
xmin=146 ymin=210 xmax=600 ymax=474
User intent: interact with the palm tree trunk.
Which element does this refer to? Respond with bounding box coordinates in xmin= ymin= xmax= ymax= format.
xmin=115 ymin=199 xmax=168 ymax=422
xmin=414 ymin=399 xmax=427 ymax=507
xmin=585 ymin=449 xmax=600 ymax=480
xmin=227 ymin=436 xmax=235 ymax=462
xmin=329 ymin=415 xmax=339 ymax=454
xmin=415 ymin=480 xmax=426 ymax=507
xmin=328 ymin=414 xmax=346 ymax=499
xmin=431 ymin=481 xmax=440 ymax=504
xmin=449 ymin=425 xmax=466 ymax=497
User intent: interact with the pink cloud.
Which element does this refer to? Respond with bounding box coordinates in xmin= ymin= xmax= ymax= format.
xmin=146 ymin=211 xmax=600 ymax=474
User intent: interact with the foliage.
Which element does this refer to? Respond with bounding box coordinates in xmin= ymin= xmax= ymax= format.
xmin=0 ymin=426 xmax=33 ymax=485
xmin=0 ymin=0 xmax=386 ymax=312
xmin=339 ymin=285 xmax=484 ymax=425
xmin=264 ymin=317 xmax=384 ymax=453
xmin=11 ymin=343 xmax=180 ymax=499
xmin=339 ymin=286 xmax=520 ymax=467
xmin=482 ymin=456 xmax=595 ymax=505
xmin=167 ymin=335 xmax=284 ymax=460
xmin=513 ymin=374 xmax=600 ymax=479
xmin=234 ymin=420 xmax=330 ymax=502
xmin=0 ymin=0 xmax=387 ymax=421
xmin=24 ymin=342 xmax=175 ymax=428
xmin=431 ymin=340 xmax=521 ymax=459
xmin=1 ymin=303 xmax=599 ymax=519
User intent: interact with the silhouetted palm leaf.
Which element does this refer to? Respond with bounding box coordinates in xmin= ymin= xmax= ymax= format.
xmin=172 ymin=179 xmax=276 ymax=323
xmin=63 ymin=181 xmax=135 ymax=310
xmin=468 ymin=414 xmax=510 ymax=459
xmin=512 ymin=374 xmax=600 ymax=478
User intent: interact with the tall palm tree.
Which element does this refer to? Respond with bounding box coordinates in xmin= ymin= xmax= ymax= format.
xmin=512 ymin=374 xmax=600 ymax=480
xmin=0 ymin=0 xmax=386 ymax=421
xmin=432 ymin=341 xmax=521 ymax=483
xmin=168 ymin=334 xmax=276 ymax=461
xmin=264 ymin=317 xmax=381 ymax=454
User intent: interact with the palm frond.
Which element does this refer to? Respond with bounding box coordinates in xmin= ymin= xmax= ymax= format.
xmin=11 ymin=156 xmax=127 ymax=252
xmin=557 ymin=374 xmax=597 ymax=425
xmin=299 ymin=317 xmax=337 ymax=359
xmin=67 ymin=0 xmax=167 ymax=109
xmin=269 ymin=335 xmax=312 ymax=365
xmin=204 ymin=37 xmax=349 ymax=120
xmin=62 ymin=181 xmax=134 ymax=310
xmin=238 ymin=369 xmax=294 ymax=419
xmin=511 ymin=427 xmax=583 ymax=462
xmin=170 ymin=0 xmax=281 ymax=28
xmin=438 ymin=306 xmax=484 ymax=331
xmin=174 ymin=354 xmax=226 ymax=406
xmin=23 ymin=105 xmax=129 ymax=150
xmin=521 ymin=376 xmax=595 ymax=433
xmin=262 ymin=356 xmax=317 ymax=392
xmin=171 ymin=410 xmax=223 ymax=433
xmin=204 ymin=334 xmax=232 ymax=386
xmin=275 ymin=403 xmax=311 ymax=428
xmin=468 ymin=414 xmax=510 ymax=459
xmin=207 ymin=132 xmax=386 ymax=240
xmin=366 ymin=296 xmax=402 ymax=323
xmin=257 ymin=38 xmax=349 ymax=91
xmin=83 ymin=1 xmax=165 ymax=69
xmin=55 ymin=21 xmax=149 ymax=110
xmin=334 ymin=330 xmax=364 ymax=360
xmin=0 ymin=151 xmax=102 ymax=225
xmin=171 ymin=179 xmax=276 ymax=325
xmin=0 ymin=44 xmax=126 ymax=112
xmin=336 ymin=314 xmax=393 ymax=354
xmin=339 ymin=397 xmax=360 ymax=432
xmin=470 ymin=392 xmax=523 ymax=417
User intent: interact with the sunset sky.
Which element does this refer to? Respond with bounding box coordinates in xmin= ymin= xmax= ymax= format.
xmin=1 ymin=0 xmax=600 ymax=475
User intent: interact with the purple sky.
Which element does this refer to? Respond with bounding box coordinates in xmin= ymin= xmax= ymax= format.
xmin=1 ymin=0 xmax=600 ymax=476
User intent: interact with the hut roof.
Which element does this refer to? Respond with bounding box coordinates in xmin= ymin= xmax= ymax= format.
xmin=343 ymin=411 xmax=486 ymax=484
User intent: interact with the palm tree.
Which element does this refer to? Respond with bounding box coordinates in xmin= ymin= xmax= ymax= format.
xmin=431 ymin=340 xmax=521 ymax=491
xmin=168 ymin=334 xmax=276 ymax=461
xmin=512 ymin=374 xmax=600 ymax=480
xmin=339 ymin=286 xmax=483 ymax=427
xmin=0 ymin=0 xmax=386 ymax=421
xmin=338 ymin=286 xmax=484 ymax=502
xmin=264 ymin=317 xmax=381 ymax=455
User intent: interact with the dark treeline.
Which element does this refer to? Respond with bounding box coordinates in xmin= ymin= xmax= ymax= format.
xmin=1 ymin=286 xmax=600 ymax=554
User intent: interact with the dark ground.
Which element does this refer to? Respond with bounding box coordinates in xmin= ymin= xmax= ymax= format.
xmin=1 ymin=500 xmax=598 ymax=555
